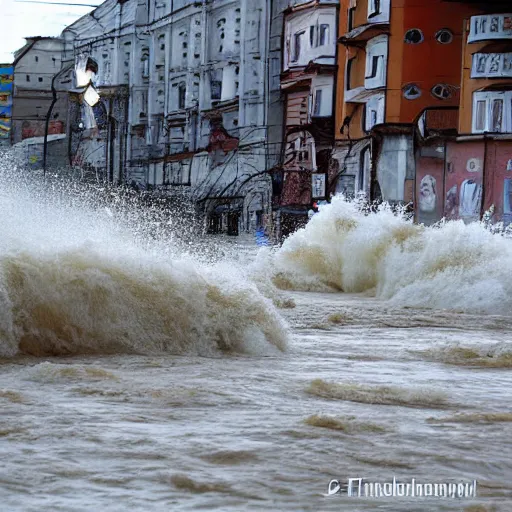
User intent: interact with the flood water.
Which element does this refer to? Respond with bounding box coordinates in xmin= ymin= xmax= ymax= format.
xmin=1 ymin=157 xmax=511 ymax=511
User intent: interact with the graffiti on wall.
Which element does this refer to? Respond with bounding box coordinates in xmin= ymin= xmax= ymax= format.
xmin=444 ymin=144 xmax=485 ymax=223
xmin=21 ymin=120 xmax=64 ymax=140
xmin=0 ymin=66 xmax=13 ymax=139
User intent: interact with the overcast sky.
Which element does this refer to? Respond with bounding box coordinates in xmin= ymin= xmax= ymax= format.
xmin=2 ymin=0 xmax=103 ymax=64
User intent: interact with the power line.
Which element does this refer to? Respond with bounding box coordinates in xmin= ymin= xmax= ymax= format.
xmin=14 ymin=0 xmax=100 ymax=6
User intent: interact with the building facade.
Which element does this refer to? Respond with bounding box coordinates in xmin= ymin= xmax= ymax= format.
xmin=334 ymin=0 xmax=477 ymax=211
xmin=274 ymin=0 xmax=339 ymax=238
xmin=334 ymin=0 xmax=511 ymax=226
xmin=11 ymin=37 xmax=68 ymax=157
xmin=55 ymin=0 xmax=290 ymax=235
xmin=438 ymin=5 xmax=512 ymax=226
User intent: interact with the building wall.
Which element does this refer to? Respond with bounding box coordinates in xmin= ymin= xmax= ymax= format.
xmin=278 ymin=0 xmax=338 ymax=218
xmin=483 ymin=139 xmax=512 ymax=224
xmin=459 ymin=13 xmax=512 ymax=134
xmin=334 ymin=0 xmax=484 ymax=206
xmin=12 ymin=38 xmax=67 ymax=145
xmin=395 ymin=0 xmax=475 ymax=124
xmin=56 ymin=0 xmax=287 ymax=233
xmin=0 ymin=65 xmax=13 ymax=144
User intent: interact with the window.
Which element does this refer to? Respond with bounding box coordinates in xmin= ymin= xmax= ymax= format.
xmin=313 ymin=89 xmax=323 ymax=117
xmin=38 ymin=77 xmax=43 ymax=83
xmin=431 ymin=84 xmax=453 ymax=100
xmin=26 ymin=75 xmax=30 ymax=82
xmin=348 ymin=7 xmax=356 ymax=31
xmin=472 ymin=91 xmax=512 ymax=133
xmin=309 ymin=26 xmax=315 ymax=47
xmin=404 ymin=29 xmax=424 ymax=44
xmin=346 ymin=58 xmax=354 ymax=91
xmin=359 ymin=146 xmax=371 ymax=192
xmin=491 ymin=98 xmax=503 ymax=131
xmin=403 ymin=84 xmax=422 ymax=99
xmin=475 ymin=99 xmax=486 ymax=131
xmin=364 ymin=94 xmax=384 ymax=131
xmin=319 ymin=24 xmax=329 ymax=46
xmin=297 ymin=136 xmax=309 ymax=162
xmin=366 ymin=56 xmax=382 ymax=79
xmin=35 ymin=56 xmax=39 ymax=62
xmin=469 ymin=14 xmax=512 ymax=43
xmin=370 ymin=109 xmax=378 ymax=127
xmin=435 ymin=29 xmax=453 ymax=44
xmin=142 ymin=50 xmax=149 ymax=78
xmin=369 ymin=0 xmax=381 ymax=18
xmin=367 ymin=0 xmax=390 ymax=23
xmin=472 ymin=53 xmax=512 ymax=78
xmin=211 ymin=80 xmax=222 ymax=101
xmin=365 ymin=35 xmax=388 ymax=89
xmin=178 ymin=83 xmax=186 ymax=109
xmin=293 ymin=31 xmax=304 ymax=62
xmin=217 ymin=18 xmax=226 ymax=54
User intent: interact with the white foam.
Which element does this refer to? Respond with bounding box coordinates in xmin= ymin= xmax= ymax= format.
xmin=0 ymin=152 xmax=289 ymax=357
xmin=269 ymin=195 xmax=512 ymax=314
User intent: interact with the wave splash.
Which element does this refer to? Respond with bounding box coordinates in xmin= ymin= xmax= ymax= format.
xmin=0 ymin=247 xmax=288 ymax=357
xmin=269 ymin=196 xmax=512 ymax=314
xmin=0 ymin=154 xmax=288 ymax=358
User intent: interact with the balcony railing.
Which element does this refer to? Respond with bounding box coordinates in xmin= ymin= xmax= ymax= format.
xmin=472 ymin=52 xmax=512 ymax=78
xmin=468 ymin=14 xmax=512 ymax=43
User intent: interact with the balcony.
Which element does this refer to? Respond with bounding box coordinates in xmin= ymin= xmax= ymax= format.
xmin=471 ymin=52 xmax=512 ymax=78
xmin=468 ymin=14 xmax=512 ymax=43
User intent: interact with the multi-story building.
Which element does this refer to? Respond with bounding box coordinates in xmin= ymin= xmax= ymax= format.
xmin=274 ymin=0 xmax=339 ymax=238
xmin=334 ymin=0 xmax=474 ymax=213
xmin=435 ymin=4 xmax=512 ymax=226
xmin=334 ymin=0 xmax=511 ymax=226
xmin=57 ymin=0 xmax=287 ymax=235
xmin=60 ymin=0 xmax=134 ymax=181
xmin=11 ymin=37 xmax=67 ymax=147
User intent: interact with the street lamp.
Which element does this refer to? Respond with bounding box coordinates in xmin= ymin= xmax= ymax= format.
xmin=43 ymin=56 xmax=100 ymax=176
xmin=43 ymin=64 xmax=73 ymax=176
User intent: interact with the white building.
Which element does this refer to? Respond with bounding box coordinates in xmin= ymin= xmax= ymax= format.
xmin=11 ymin=37 xmax=68 ymax=148
xmin=59 ymin=0 xmax=289 ymax=235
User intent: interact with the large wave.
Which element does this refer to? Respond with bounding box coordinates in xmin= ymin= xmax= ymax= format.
xmin=0 ymin=153 xmax=288 ymax=357
xmin=270 ymin=196 xmax=512 ymax=314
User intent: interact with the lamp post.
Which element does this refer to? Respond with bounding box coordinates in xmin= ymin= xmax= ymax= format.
xmin=43 ymin=57 xmax=99 ymax=177
xmin=43 ymin=65 xmax=73 ymax=176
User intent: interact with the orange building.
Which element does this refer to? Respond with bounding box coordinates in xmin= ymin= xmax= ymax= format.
xmin=440 ymin=6 xmax=512 ymax=226
xmin=333 ymin=0 xmax=478 ymax=216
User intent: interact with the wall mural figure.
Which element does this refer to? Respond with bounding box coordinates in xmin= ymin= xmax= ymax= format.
xmin=459 ymin=179 xmax=482 ymax=219
xmin=504 ymin=179 xmax=512 ymax=223
xmin=418 ymin=174 xmax=438 ymax=225
xmin=445 ymin=185 xmax=458 ymax=219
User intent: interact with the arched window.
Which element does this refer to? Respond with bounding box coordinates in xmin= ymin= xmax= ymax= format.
xmin=141 ymin=48 xmax=149 ymax=78
xmin=359 ymin=145 xmax=371 ymax=193
xmin=178 ymin=82 xmax=186 ymax=109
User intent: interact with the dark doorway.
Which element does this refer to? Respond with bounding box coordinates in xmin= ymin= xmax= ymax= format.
xmin=227 ymin=212 xmax=239 ymax=236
